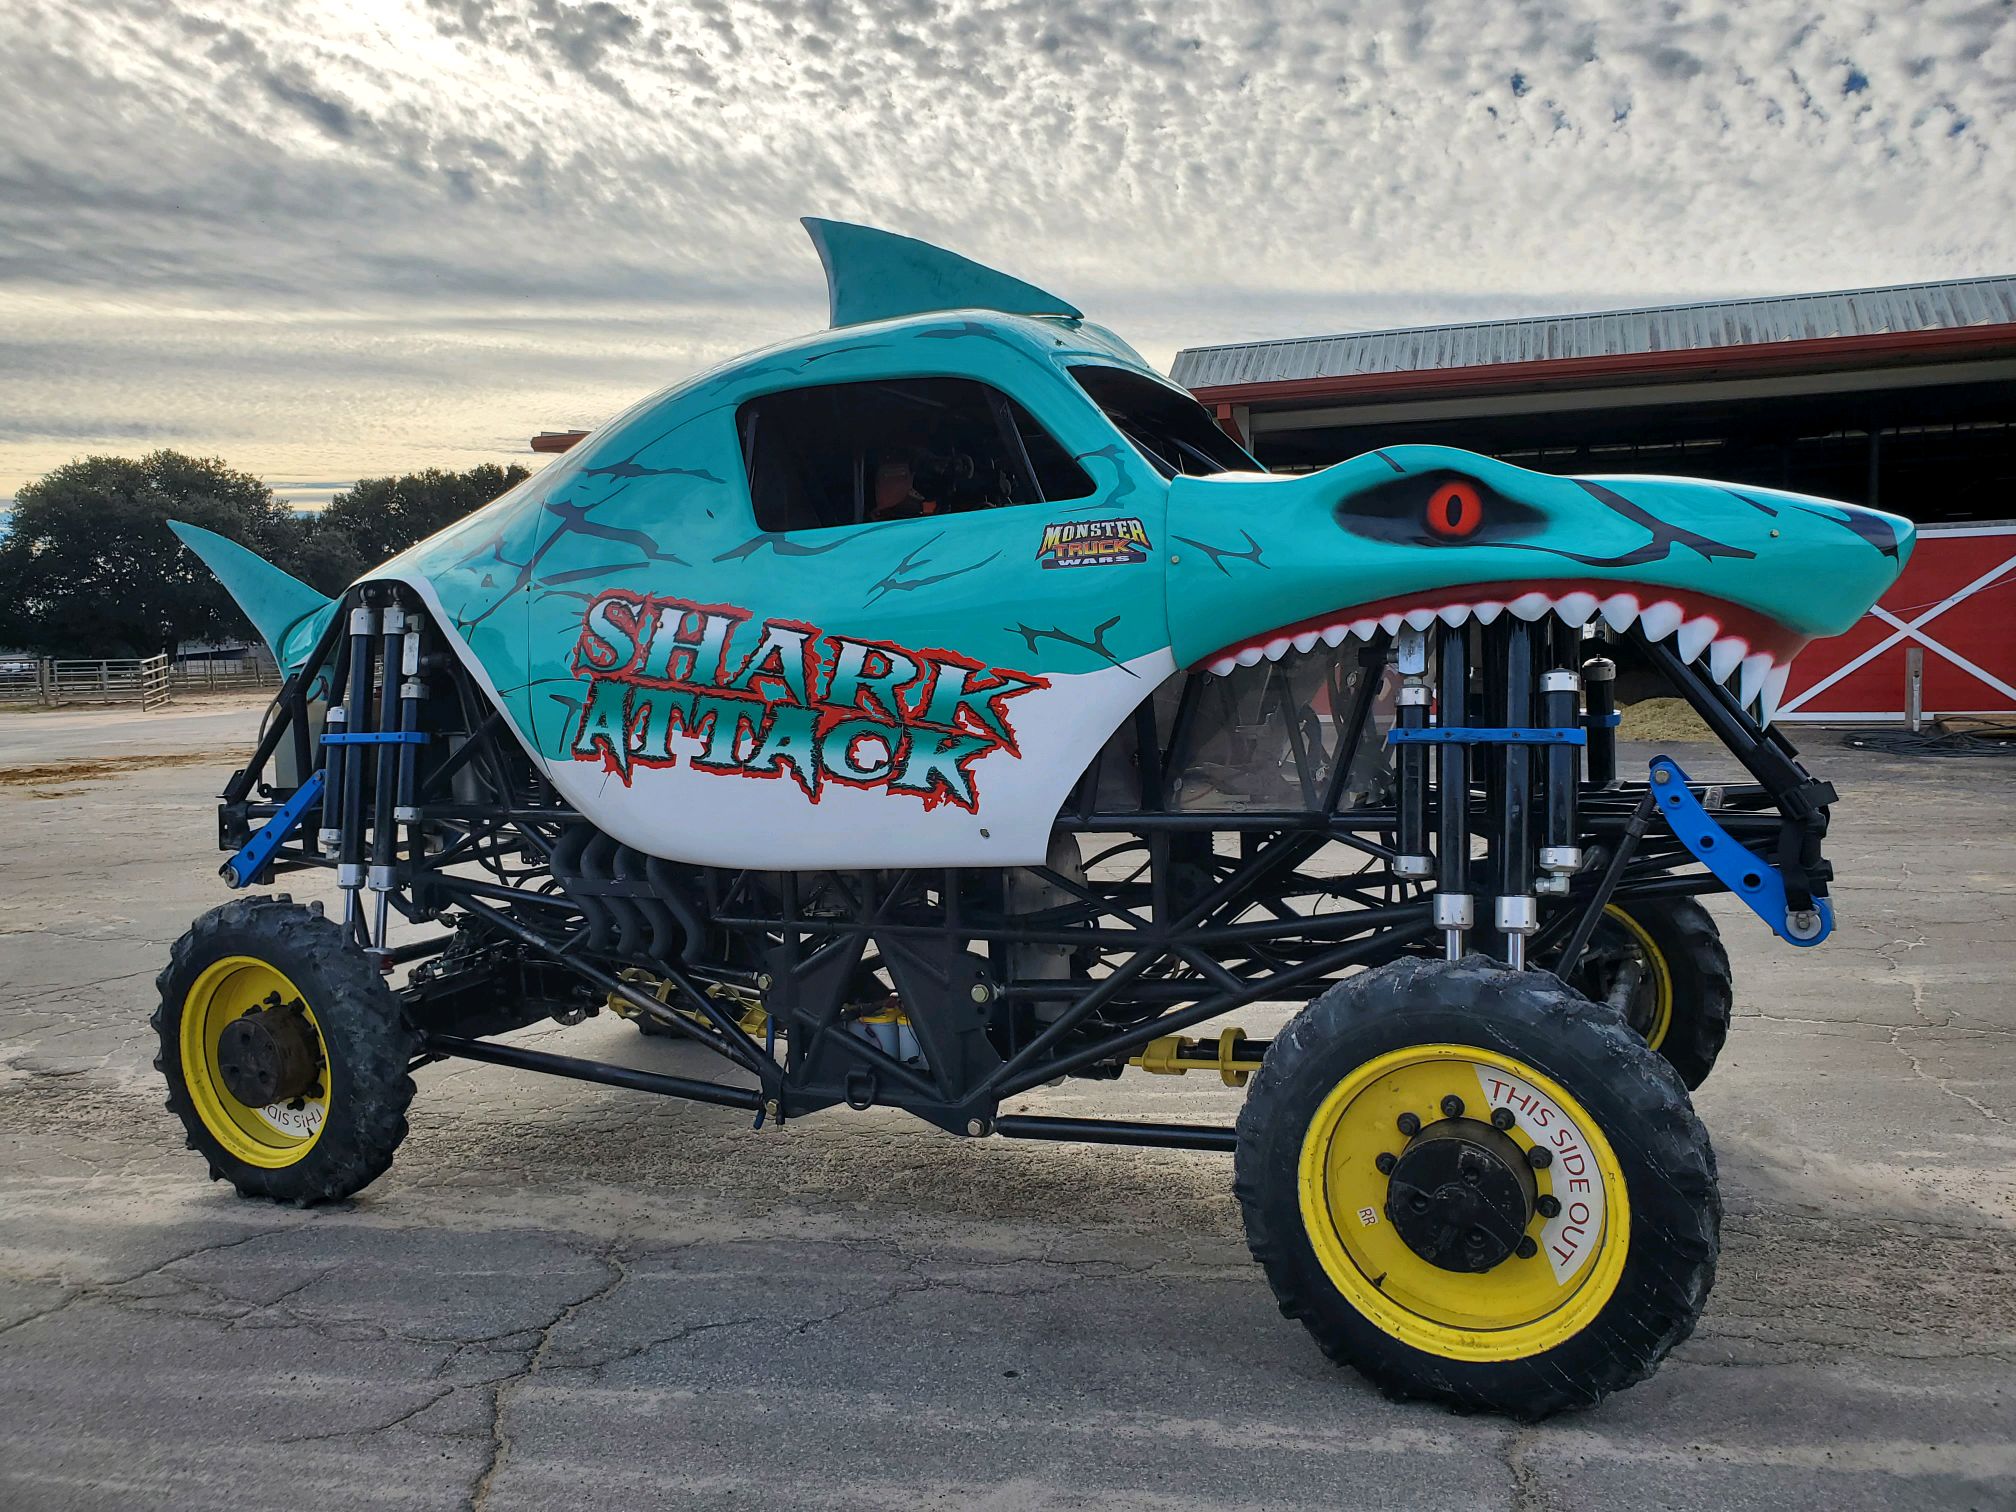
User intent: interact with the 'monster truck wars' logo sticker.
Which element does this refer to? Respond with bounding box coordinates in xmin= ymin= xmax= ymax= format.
xmin=569 ymin=591 xmax=1047 ymax=813
xmin=1037 ymin=516 xmax=1150 ymax=569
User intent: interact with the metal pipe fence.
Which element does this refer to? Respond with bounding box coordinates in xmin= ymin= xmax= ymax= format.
xmin=0 ymin=652 xmax=274 ymax=709
xmin=169 ymin=655 xmax=280 ymax=692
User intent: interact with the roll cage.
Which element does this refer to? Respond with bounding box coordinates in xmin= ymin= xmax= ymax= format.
xmin=215 ymin=587 xmax=1834 ymax=1149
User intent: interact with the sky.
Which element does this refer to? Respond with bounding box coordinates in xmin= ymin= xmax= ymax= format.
xmin=2 ymin=0 xmax=2013 ymax=511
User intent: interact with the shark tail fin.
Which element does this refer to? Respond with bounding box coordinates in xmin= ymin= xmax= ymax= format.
xmin=167 ymin=521 xmax=334 ymax=669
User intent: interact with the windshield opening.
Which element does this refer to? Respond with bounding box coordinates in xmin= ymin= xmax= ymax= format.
xmin=1070 ymin=366 xmax=1261 ymax=478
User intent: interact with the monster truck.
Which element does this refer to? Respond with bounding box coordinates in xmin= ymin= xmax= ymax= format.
xmin=157 ymin=219 xmax=1911 ymax=1416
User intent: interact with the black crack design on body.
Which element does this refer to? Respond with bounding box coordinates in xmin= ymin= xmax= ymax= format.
xmin=1790 ymin=502 xmax=1904 ymax=559
xmin=539 ymin=561 xmax=650 ymax=585
xmin=580 ymin=460 xmax=723 ymax=484
xmin=1076 ymin=444 xmax=1139 ymax=508
xmin=1007 ymin=614 xmax=1136 ymax=675
xmin=455 ymin=494 xmax=690 ymax=629
xmin=802 ymin=342 xmax=892 ymax=364
xmin=916 ymin=320 xmax=1032 ymax=360
xmin=1174 ymin=529 xmax=1267 ymax=575
xmin=714 ymin=523 xmax=905 ymax=563
xmin=1495 ymin=480 xmax=1756 ymax=569
xmin=865 ymin=535 xmax=1002 ymax=605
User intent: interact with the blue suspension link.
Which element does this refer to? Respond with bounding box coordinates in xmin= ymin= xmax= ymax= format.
xmin=220 ymin=770 xmax=326 ymax=889
xmin=1387 ymin=726 xmax=1586 ymax=747
xmin=1650 ymin=754 xmax=1833 ymax=947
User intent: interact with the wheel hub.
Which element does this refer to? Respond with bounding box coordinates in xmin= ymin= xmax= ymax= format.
xmin=215 ymin=996 xmax=320 ymax=1108
xmin=1385 ymin=1118 xmax=1537 ymax=1272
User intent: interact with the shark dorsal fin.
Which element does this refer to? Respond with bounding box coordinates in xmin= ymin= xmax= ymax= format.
xmin=802 ymin=218 xmax=1081 ymax=328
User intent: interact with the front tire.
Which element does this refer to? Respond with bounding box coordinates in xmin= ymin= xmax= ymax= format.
xmin=154 ymin=896 xmax=419 ymax=1204
xmin=1235 ymin=955 xmax=1718 ymax=1417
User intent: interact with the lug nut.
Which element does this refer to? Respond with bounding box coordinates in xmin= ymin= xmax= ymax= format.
xmin=1397 ymin=1112 xmax=1421 ymax=1136
xmin=1527 ymin=1146 xmax=1553 ymax=1169
xmin=1440 ymin=1094 xmax=1465 ymax=1118
xmin=1410 ymin=1193 xmax=1430 ymax=1213
xmin=1516 ymin=1237 xmax=1538 ymax=1259
xmin=1490 ymin=1107 xmax=1516 ymax=1131
xmin=1537 ymin=1195 xmax=1561 ymax=1218
xmin=1375 ymin=1152 xmax=1397 ymax=1175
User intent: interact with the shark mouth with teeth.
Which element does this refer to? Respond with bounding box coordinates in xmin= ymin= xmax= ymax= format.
xmin=1196 ymin=579 xmax=1810 ymax=724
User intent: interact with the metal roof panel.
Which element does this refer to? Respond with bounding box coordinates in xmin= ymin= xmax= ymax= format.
xmin=1171 ymin=275 xmax=2016 ymax=389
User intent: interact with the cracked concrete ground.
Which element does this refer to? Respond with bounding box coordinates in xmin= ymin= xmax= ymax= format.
xmin=2 ymin=699 xmax=2013 ymax=1511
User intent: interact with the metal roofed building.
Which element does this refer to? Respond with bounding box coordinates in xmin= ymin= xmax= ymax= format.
xmin=1175 ymin=275 xmax=2016 ymax=511
xmin=1174 ymin=275 xmax=2016 ymax=721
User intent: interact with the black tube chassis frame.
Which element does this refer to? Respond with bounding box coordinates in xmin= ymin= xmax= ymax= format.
xmin=214 ymin=584 xmax=1837 ymax=1151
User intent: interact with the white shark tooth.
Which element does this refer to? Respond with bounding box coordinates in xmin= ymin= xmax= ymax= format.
xmin=1510 ymin=592 xmax=1553 ymax=622
xmin=1473 ymin=601 xmax=1504 ymax=626
xmin=1736 ymin=651 xmax=1773 ymax=708
xmin=1599 ymin=593 xmax=1639 ymax=632
xmin=1292 ymin=630 xmax=1320 ymax=653
xmin=1350 ymin=618 xmax=1379 ymax=640
xmin=1404 ymin=607 xmax=1438 ymax=631
xmin=1759 ymin=662 xmax=1791 ymax=725
xmin=1675 ymin=617 xmax=1718 ymax=663
xmin=1234 ymin=645 xmax=1264 ymax=668
xmin=1264 ymin=637 xmax=1292 ymax=661
xmin=1379 ymin=612 xmax=1405 ymax=635
xmin=1708 ymin=636 xmax=1746 ymax=684
xmin=1637 ymin=600 xmax=1683 ymax=641
xmin=1554 ymin=591 xmax=1599 ymax=628
xmin=1321 ymin=624 xmax=1350 ymax=647
xmin=1438 ymin=604 xmax=1470 ymax=627
xmin=1207 ymin=657 xmax=1236 ymax=677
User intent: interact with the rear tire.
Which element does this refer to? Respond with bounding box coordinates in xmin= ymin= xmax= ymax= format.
xmin=1235 ymin=955 xmax=1718 ymax=1417
xmin=154 ymin=896 xmax=418 ymax=1204
xmin=1552 ymin=900 xmax=1732 ymax=1089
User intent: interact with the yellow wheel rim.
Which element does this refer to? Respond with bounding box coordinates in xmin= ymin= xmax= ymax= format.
xmin=1298 ymin=1043 xmax=1630 ymax=1363
xmin=1602 ymin=906 xmax=1674 ymax=1051
xmin=179 ymin=955 xmax=330 ymax=1169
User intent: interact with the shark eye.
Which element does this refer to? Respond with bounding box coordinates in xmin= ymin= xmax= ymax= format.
xmin=1426 ymin=481 xmax=1483 ymax=539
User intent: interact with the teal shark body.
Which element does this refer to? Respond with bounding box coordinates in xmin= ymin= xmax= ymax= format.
xmin=174 ymin=221 xmax=1912 ymax=869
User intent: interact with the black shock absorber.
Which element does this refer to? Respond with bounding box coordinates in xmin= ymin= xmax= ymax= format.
xmin=1494 ymin=618 xmax=1537 ymax=969
xmin=1539 ymin=659 xmax=1583 ymax=896
xmin=1433 ymin=621 xmax=1471 ymax=959
xmin=338 ymin=596 xmax=379 ymax=932
xmin=368 ymin=600 xmax=408 ymax=951
xmin=1583 ymin=654 xmax=1618 ymax=789
xmin=1393 ymin=627 xmax=1432 ymax=884
xmin=318 ymin=626 xmax=352 ymax=858
xmin=393 ymin=613 xmax=427 ymax=884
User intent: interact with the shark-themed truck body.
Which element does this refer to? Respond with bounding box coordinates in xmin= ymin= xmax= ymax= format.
xmin=158 ymin=220 xmax=1912 ymax=1416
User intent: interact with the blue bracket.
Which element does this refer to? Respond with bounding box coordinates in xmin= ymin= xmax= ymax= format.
xmin=1650 ymin=755 xmax=1833 ymax=947
xmin=320 ymin=730 xmax=429 ymax=746
xmin=221 ymin=770 xmax=325 ymax=890
xmin=1388 ymin=726 xmax=1587 ymax=747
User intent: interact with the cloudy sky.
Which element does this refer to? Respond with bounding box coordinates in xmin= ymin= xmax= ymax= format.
xmin=3 ymin=0 xmax=2012 ymax=509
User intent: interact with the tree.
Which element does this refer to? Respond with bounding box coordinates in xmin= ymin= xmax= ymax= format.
xmin=0 ymin=451 xmax=304 ymax=657
xmin=321 ymin=464 xmax=531 ymax=567
xmin=0 ymin=454 xmax=533 ymax=657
